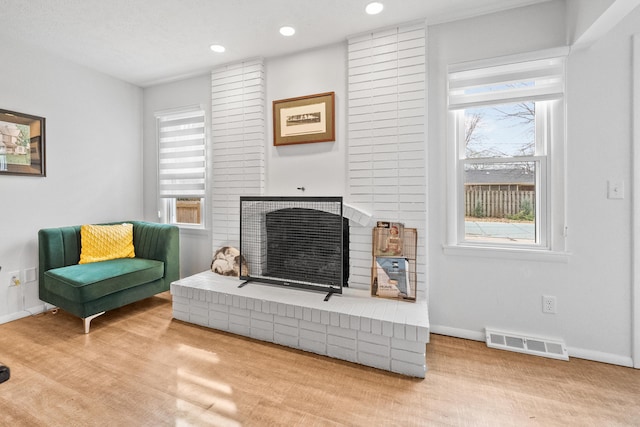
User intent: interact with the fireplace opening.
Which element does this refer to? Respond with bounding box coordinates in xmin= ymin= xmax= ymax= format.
xmin=266 ymin=207 xmax=350 ymax=286
xmin=239 ymin=196 xmax=348 ymax=298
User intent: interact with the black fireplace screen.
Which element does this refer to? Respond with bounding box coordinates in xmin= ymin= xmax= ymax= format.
xmin=239 ymin=196 xmax=346 ymax=295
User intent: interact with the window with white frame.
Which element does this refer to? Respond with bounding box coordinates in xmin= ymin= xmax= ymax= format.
xmin=448 ymin=53 xmax=566 ymax=250
xmin=156 ymin=108 xmax=206 ymax=227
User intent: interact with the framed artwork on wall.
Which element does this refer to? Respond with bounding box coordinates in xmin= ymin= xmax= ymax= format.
xmin=0 ymin=109 xmax=46 ymax=177
xmin=273 ymin=92 xmax=335 ymax=146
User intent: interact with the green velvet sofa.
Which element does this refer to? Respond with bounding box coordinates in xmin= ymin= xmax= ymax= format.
xmin=38 ymin=221 xmax=180 ymax=333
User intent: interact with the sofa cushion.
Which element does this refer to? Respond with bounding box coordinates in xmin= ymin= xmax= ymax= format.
xmin=79 ymin=223 xmax=135 ymax=264
xmin=44 ymin=258 xmax=164 ymax=303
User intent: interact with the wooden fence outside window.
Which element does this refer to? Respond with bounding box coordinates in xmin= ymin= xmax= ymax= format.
xmin=465 ymin=189 xmax=534 ymax=218
xmin=176 ymin=199 xmax=201 ymax=224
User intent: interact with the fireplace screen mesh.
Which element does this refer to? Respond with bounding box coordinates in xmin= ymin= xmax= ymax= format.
xmin=240 ymin=196 xmax=344 ymax=294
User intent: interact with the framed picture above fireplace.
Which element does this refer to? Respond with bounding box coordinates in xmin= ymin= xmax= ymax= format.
xmin=273 ymin=92 xmax=335 ymax=146
xmin=239 ymin=196 xmax=347 ymax=300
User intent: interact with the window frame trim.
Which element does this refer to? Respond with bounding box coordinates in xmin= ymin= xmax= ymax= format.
xmin=446 ymin=50 xmax=568 ymax=255
xmin=155 ymin=105 xmax=208 ymax=230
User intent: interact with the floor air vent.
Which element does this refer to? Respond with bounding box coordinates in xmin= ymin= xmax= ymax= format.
xmin=485 ymin=328 xmax=569 ymax=361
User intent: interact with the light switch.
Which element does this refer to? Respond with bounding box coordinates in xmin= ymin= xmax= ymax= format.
xmin=608 ymin=180 xmax=624 ymax=199
xmin=25 ymin=267 xmax=37 ymax=283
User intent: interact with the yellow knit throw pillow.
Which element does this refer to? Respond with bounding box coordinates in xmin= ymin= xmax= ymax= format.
xmin=79 ymin=223 xmax=135 ymax=264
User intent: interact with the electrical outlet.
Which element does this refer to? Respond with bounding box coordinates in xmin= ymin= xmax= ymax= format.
xmin=7 ymin=271 xmax=21 ymax=287
xmin=542 ymin=295 xmax=557 ymax=314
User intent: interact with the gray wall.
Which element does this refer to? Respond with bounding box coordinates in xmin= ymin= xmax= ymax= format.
xmin=265 ymin=43 xmax=347 ymax=196
xmin=428 ymin=2 xmax=639 ymax=365
xmin=142 ymin=74 xmax=213 ymax=278
xmin=0 ymin=37 xmax=143 ymax=323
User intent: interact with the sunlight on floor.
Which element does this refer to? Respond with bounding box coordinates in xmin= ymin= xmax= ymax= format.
xmin=177 ymin=343 xmax=221 ymax=363
xmin=178 ymin=368 xmax=233 ymax=395
xmin=175 ymin=345 xmax=241 ymax=426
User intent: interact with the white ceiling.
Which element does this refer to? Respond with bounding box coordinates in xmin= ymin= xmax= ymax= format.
xmin=0 ymin=0 xmax=551 ymax=87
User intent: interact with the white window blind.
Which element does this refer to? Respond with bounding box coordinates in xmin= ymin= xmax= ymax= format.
xmin=158 ymin=109 xmax=206 ymax=198
xmin=448 ymin=56 xmax=565 ymax=110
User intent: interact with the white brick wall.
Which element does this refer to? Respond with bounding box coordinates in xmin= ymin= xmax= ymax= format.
xmin=211 ymin=59 xmax=265 ymax=249
xmin=172 ymin=271 xmax=428 ymax=378
xmin=347 ymin=22 xmax=427 ymax=299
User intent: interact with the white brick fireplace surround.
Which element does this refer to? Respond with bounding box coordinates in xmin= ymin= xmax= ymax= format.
xmin=210 ymin=21 xmax=428 ymax=301
xmin=200 ymin=21 xmax=430 ymax=377
xmin=171 ymin=272 xmax=429 ymax=378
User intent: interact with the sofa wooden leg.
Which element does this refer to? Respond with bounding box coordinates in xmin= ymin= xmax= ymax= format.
xmin=83 ymin=312 xmax=105 ymax=334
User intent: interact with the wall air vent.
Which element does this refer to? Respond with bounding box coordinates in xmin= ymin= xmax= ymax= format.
xmin=485 ymin=328 xmax=569 ymax=361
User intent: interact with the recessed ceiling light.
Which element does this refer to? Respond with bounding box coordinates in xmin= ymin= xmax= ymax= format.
xmin=210 ymin=44 xmax=226 ymax=53
xmin=365 ymin=2 xmax=384 ymax=15
xmin=279 ymin=26 xmax=296 ymax=36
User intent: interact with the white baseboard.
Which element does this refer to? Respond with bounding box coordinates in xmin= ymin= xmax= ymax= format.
xmin=0 ymin=303 xmax=50 ymax=326
xmin=0 ymin=310 xmax=32 ymax=325
xmin=431 ymin=324 xmax=635 ymax=368
xmin=568 ymin=347 xmax=633 ymax=368
xmin=430 ymin=324 xmax=485 ymax=342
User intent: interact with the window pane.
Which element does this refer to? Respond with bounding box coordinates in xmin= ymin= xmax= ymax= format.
xmin=464 ymin=101 xmax=535 ymax=158
xmin=175 ymin=198 xmax=203 ymax=225
xmin=464 ymin=162 xmax=536 ymax=244
xmin=157 ymin=108 xmax=206 ymax=228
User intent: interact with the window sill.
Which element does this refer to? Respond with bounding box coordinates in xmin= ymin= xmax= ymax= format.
xmin=176 ymin=225 xmax=210 ymax=237
xmin=442 ymin=244 xmax=570 ymax=263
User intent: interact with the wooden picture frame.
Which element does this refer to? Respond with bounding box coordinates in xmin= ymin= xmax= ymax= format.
xmin=273 ymin=92 xmax=335 ymax=146
xmin=0 ymin=109 xmax=46 ymax=176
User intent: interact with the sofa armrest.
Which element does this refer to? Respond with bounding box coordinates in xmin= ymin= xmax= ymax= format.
xmin=131 ymin=221 xmax=180 ymax=283
xmin=38 ymin=226 xmax=83 ymax=288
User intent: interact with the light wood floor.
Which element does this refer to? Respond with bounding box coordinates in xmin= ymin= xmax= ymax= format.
xmin=0 ymin=292 xmax=638 ymax=427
